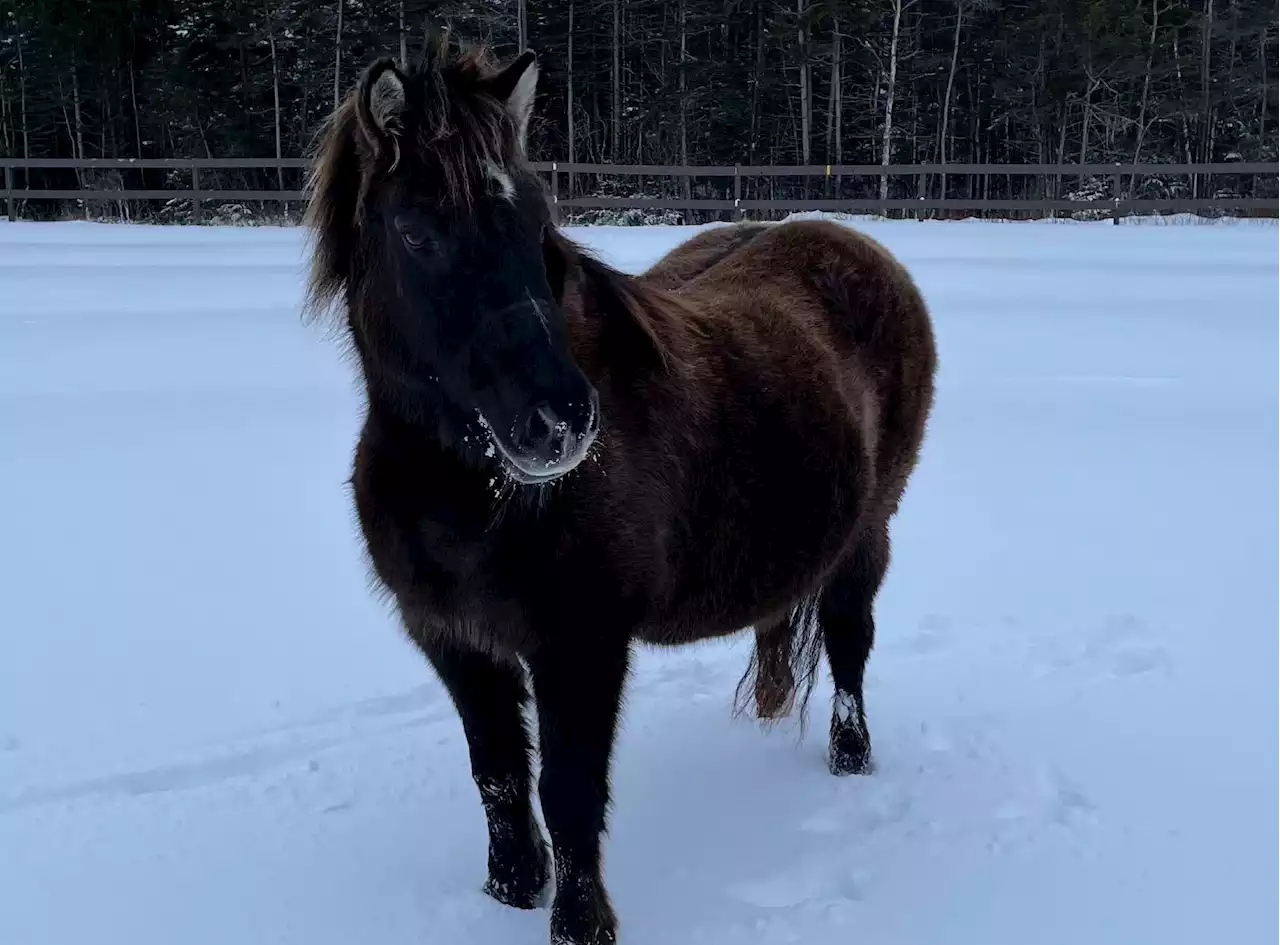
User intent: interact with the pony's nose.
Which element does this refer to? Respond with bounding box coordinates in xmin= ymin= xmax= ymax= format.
xmin=513 ymin=402 xmax=573 ymax=461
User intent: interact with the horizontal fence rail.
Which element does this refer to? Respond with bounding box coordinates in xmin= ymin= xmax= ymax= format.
xmin=2 ymin=158 xmax=1276 ymax=223
xmin=1 ymin=159 xmax=1275 ymax=173
xmin=533 ymin=161 xmax=1278 ymax=175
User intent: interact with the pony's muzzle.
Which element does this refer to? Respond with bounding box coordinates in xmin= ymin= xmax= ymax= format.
xmin=508 ymin=392 xmax=599 ymax=479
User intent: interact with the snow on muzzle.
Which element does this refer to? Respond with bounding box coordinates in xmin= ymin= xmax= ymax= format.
xmin=484 ymin=390 xmax=600 ymax=484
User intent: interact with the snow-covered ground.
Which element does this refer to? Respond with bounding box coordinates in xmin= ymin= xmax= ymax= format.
xmin=1 ymin=219 xmax=1275 ymax=944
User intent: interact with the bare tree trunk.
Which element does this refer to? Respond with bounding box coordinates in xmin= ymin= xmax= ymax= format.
xmin=784 ymin=68 xmax=800 ymax=171
xmin=72 ymin=61 xmax=85 ymax=164
xmin=1259 ymin=24 xmax=1269 ymax=142
xmin=1217 ymin=0 xmax=1238 ymax=166
xmin=612 ymin=0 xmax=621 ymax=162
xmin=58 ymin=76 xmax=73 ymax=155
xmin=129 ymin=59 xmax=143 ymax=157
xmin=939 ymin=0 xmax=964 ymax=200
xmin=1079 ymin=78 xmax=1096 ymax=188
xmin=833 ymin=20 xmax=842 ymax=171
xmin=1172 ymin=31 xmax=1196 ymax=193
xmin=1032 ymin=28 xmax=1045 ymax=201
xmin=567 ymin=0 xmax=575 ymax=195
xmin=193 ymin=99 xmax=214 ymax=159
xmin=750 ymin=0 xmax=764 ymax=162
xmin=827 ymin=16 xmax=842 ymax=193
xmin=1226 ymin=0 xmax=1239 ymax=107
xmin=298 ymin=27 xmax=312 ymax=155
xmin=102 ymin=88 xmax=112 ymax=157
xmin=679 ymin=0 xmax=691 ymax=200
xmin=1055 ymin=104 xmax=1068 ymax=199
xmin=518 ymin=0 xmax=528 ymax=53
xmin=797 ymin=0 xmax=811 ymax=166
xmin=914 ymin=80 xmax=927 ymax=201
xmin=879 ymin=0 xmax=905 ymax=201
xmin=0 ymin=70 xmax=10 ymax=156
xmin=399 ymin=1 xmax=408 ymax=68
xmin=264 ymin=8 xmax=284 ymax=193
xmin=1134 ymin=0 xmax=1161 ymax=167
xmin=17 ymin=28 xmax=29 ymax=160
xmin=71 ymin=55 xmax=86 ymax=216
xmin=967 ymin=69 xmax=977 ymax=197
xmin=334 ymin=0 xmax=344 ymax=109
xmin=1201 ymin=0 xmax=1214 ymax=163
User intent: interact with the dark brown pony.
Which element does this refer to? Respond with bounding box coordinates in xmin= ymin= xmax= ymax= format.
xmin=306 ymin=38 xmax=936 ymax=945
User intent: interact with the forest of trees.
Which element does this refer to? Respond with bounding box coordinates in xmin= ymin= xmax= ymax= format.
xmin=1 ymin=0 xmax=1275 ymax=220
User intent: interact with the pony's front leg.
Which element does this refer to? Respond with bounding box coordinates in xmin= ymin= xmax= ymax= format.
xmin=420 ymin=637 xmax=550 ymax=909
xmin=528 ymin=636 xmax=630 ymax=945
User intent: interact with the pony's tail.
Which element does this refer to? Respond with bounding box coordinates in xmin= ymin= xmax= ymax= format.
xmin=733 ymin=596 xmax=825 ymax=730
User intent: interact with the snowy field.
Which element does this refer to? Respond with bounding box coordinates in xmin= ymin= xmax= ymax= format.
xmin=1 ymin=218 xmax=1276 ymax=944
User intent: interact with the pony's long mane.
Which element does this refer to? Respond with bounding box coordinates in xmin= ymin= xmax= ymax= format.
xmin=545 ymin=227 xmax=705 ymax=379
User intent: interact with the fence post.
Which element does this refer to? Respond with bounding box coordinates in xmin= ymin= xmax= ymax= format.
xmin=549 ymin=161 xmax=560 ymax=226
xmin=4 ymin=166 xmax=14 ymax=221
xmin=733 ymin=165 xmax=741 ymax=221
xmin=191 ymin=162 xmax=203 ymax=224
xmin=1111 ymin=165 xmax=1122 ymax=226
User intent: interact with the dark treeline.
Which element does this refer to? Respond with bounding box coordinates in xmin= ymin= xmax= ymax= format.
xmin=1 ymin=0 xmax=1275 ymax=220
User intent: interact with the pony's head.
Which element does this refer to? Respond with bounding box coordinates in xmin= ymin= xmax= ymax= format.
xmin=306 ymin=38 xmax=597 ymax=484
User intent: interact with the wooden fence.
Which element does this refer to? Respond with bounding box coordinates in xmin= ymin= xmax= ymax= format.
xmin=2 ymin=157 xmax=1276 ymax=224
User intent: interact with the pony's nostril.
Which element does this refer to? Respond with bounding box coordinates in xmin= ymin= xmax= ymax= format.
xmin=516 ymin=402 xmax=569 ymax=458
xmin=513 ymin=398 xmax=595 ymax=465
xmin=520 ymin=403 xmax=551 ymax=451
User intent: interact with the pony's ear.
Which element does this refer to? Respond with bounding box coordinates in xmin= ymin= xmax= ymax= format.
xmin=485 ymin=50 xmax=538 ymax=151
xmin=356 ymin=58 xmax=407 ymax=152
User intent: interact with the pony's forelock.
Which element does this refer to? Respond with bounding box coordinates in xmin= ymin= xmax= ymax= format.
xmin=406 ymin=41 xmax=518 ymax=208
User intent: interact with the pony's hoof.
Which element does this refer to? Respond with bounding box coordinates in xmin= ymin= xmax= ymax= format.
xmin=484 ymin=872 xmax=550 ymax=910
xmin=828 ymin=718 xmax=873 ymax=776
xmin=828 ymin=746 xmax=874 ymax=776
xmin=550 ymin=887 xmax=617 ymax=945
xmin=484 ymin=845 xmax=551 ymax=910
xmin=550 ymin=923 xmax=617 ymax=945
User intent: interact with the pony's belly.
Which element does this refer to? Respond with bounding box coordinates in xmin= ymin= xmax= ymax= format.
xmin=639 ymin=555 xmax=831 ymax=646
xmin=633 ymin=612 xmax=754 ymax=646
xmin=637 ymin=462 xmax=864 ymax=645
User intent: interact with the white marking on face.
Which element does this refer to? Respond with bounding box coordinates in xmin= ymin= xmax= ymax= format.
xmin=482 ymin=160 xmax=516 ymax=203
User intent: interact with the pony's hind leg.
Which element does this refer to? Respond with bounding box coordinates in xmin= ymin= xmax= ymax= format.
xmin=819 ymin=526 xmax=890 ymax=776
xmin=419 ymin=637 xmax=550 ymax=909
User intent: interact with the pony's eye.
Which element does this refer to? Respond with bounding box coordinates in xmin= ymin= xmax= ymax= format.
xmin=402 ymin=229 xmax=432 ymax=251
xmin=395 ymin=219 xmax=435 ymax=253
